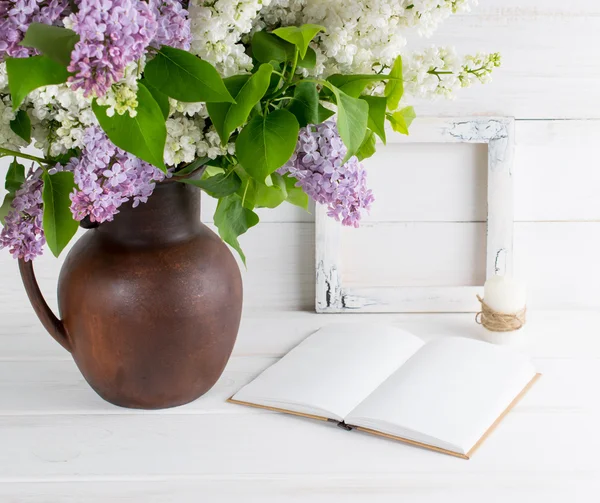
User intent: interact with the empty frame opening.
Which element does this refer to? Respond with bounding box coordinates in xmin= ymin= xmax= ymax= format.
xmin=340 ymin=142 xmax=488 ymax=288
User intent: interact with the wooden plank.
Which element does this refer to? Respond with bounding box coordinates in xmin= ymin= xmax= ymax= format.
xmin=513 ymin=222 xmax=600 ymax=309
xmin=0 ymin=223 xmax=316 ymax=313
xmin=514 ymin=149 xmax=600 ymax=222
xmin=0 ymin=475 xmax=597 ymax=503
xmin=0 ymin=356 xmax=594 ymax=415
xmin=367 ymin=120 xmax=600 ymax=223
xmin=362 ymin=141 xmax=489 ymax=223
xmin=3 ymin=472 xmax=600 ymax=503
xmin=461 ymin=1 xmax=600 ymax=16
xmin=4 ymin=310 xmax=600 ymax=360
xmin=409 ymin=16 xmax=600 ymax=118
xmin=340 ymin=222 xmax=486 ymax=288
xmin=321 ymin=286 xmax=483 ymax=314
xmin=335 ymin=221 xmax=600 ymax=310
xmin=315 ymin=205 xmax=343 ymax=312
xmin=0 ymin=411 xmax=596 ymax=478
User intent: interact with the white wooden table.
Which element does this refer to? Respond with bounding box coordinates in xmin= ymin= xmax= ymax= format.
xmin=1 ymin=309 xmax=599 ymax=502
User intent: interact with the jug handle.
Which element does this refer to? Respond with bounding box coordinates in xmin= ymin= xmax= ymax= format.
xmin=18 ymin=259 xmax=72 ymax=352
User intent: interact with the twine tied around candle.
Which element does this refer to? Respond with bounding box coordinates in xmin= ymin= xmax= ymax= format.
xmin=476 ymin=295 xmax=526 ymax=332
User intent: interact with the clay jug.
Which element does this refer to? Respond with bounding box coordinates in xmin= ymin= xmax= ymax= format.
xmin=18 ymin=181 xmax=243 ymax=409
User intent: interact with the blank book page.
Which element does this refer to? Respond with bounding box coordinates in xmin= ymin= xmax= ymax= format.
xmin=346 ymin=337 xmax=536 ymax=453
xmin=232 ymin=323 xmax=424 ymax=420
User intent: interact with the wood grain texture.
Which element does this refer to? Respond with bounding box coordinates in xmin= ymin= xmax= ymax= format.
xmin=0 ymin=357 xmax=594 ymax=415
xmin=409 ymin=14 xmax=600 ymax=118
xmin=0 ymin=411 xmax=597 ymax=478
xmin=0 ymin=310 xmax=598 ymax=499
xmin=5 ymin=309 xmax=600 ymax=360
xmin=1 ymin=477 xmax=598 ymax=503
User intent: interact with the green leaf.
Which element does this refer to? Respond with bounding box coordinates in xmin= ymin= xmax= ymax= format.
xmin=42 ymin=171 xmax=78 ymax=257
xmin=297 ymin=47 xmax=317 ymax=69
xmin=323 ymin=83 xmax=369 ymax=163
xmin=20 ymin=23 xmax=79 ymax=67
xmin=388 ymin=106 xmax=416 ymax=135
xmin=288 ymin=81 xmax=319 ymax=127
xmin=5 ymin=159 xmax=25 ymax=193
xmin=0 ymin=194 xmax=15 ymax=226
xmin=254 ymin=173 xmax=287 ymax=208
xmin=233 ymin=160 xmax=289 ymax=210
xmin=9 ymin=109 xmax=31 ymax=143
xmin=207 ymin=64 xmax=273 ymax=145
xmin=265 ymin=60 xmax=284 ymax=94
xmin=283 ymin=174 xmax=309 ymax=210
xmin=361 ymin=95 xmax=387 ymax=144
xmin=273 ymin=24 xmax=325 ymax=59
xmin=7 ymin=55 xmax=69 ymax=110
xmin=384 ymin=56 xmax=404 ymax=110
xmin=251 ymin=31 xmax=294 ymax=64
xmin=140 ymin=78 xmax=170 ymax=120
xmin=144 ymin=46 xmax=234 ymax=103
xmin=318 ymin=104 xmax=335 ymax=123
xmin=0 ymin=159 xmax=25 ymax=226
xmin=179 ymin=171 xmax=242 ymax=198
xmin=48 ymin=148 xmax=79 ymax=166
xmin=236 ymin=109 xmax=299 ymax=182
xmin=356 ymin=129 xmax=377 ymax=161
xmin=214 ymin=194 xmax=259 ymax=265
xmin=93 ymin=82 xmax=167 ymax=171
xmin=175 ymin=156 xmax=210 ymax=177
xmin=327 ymin=74 xmax=387 ymax=98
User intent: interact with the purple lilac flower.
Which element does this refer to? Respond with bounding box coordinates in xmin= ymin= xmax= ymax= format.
xmin=67 ymin=0 xmax=158 ymax=97
xmin=67 ymin=125 xmax=166 ymax=223
xmin=150 ymin=0 xmax=191 ymax=50
xmin=0 ymin=0 xmax=69 ymax=59
xmin=0 ymin=167 xmax=45 ymax=261
xmin=279 ymin=120 xmax=374 ymax=227
xmin=1 ymin=127 xmax=166 ymax=260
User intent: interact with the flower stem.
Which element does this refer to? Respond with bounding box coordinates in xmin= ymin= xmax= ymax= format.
xmin=288 ymin=49 xmax=299 ymax=84
xmin=0 ymin=148 xmax=52 ymax=165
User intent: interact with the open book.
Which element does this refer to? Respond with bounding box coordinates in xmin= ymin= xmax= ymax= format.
xmin=229 ymin=324 xmax=540 ymax=459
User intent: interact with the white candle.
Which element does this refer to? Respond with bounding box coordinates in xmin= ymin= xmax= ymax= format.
xmin=483 ymin=275 xmax=527 ymax=313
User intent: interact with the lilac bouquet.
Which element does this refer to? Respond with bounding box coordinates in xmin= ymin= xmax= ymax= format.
xmin=0 ymin=0 xmax=500 ymax=264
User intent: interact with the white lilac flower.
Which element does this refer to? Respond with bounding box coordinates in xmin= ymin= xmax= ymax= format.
xmin=168 ymin=99 xmax=209 ymax=118
xmin=95 ymin=62 xmax=142 ymax=118
xmin=254 ymin=0 xmax=480 ymax=80
xmin=0 ymin=0 xmax=499 ymax=262
xmin=403 ymin=46 xmax=462 ymax=100
xmin=0 ymin=95 xmax=28 ymax=150
xmin=403 ymin=0 xmax=478 ymax=36
xmin=25 ymin=84 xmax=96 ymax=156
xmin=0 ymin=61 xmax=8 ymax=92
xmin=165 ymin=114 xmax=206 ymax=166
xmin=459 ymin=52 xmax=502 ymax=87
xmin=188 ymin=0 xmax=271 ymax=76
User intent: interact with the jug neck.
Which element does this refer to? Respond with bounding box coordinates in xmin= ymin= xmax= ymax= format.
xmin=96 ymin=181 xmax=202 ymax=246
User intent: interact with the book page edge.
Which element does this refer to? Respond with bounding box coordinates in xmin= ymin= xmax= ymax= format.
xmin=465 ymin=372 xmax=542 ymax=459
xmin=227 ymin=373 xmax=541 ymax=460
xmin=352 ymin=426 xmax=469 ymax=459
xmin=227 ymin=397 xmax=331 ymax=423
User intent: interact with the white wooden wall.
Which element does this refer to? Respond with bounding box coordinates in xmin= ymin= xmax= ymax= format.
xmin=1 ymin=1 xmax=600 ymax=315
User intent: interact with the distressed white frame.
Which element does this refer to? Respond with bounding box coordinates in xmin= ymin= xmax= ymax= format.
xmin=316 ymin=117 xmax=515 ymax=313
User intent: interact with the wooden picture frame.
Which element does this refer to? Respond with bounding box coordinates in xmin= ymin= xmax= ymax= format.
xmin=315 ymin=117 xmax=515 ymax=313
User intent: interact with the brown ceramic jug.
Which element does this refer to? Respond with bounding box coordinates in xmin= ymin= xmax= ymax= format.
xmin=18 ymin=181 xmax=243 ymax=409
